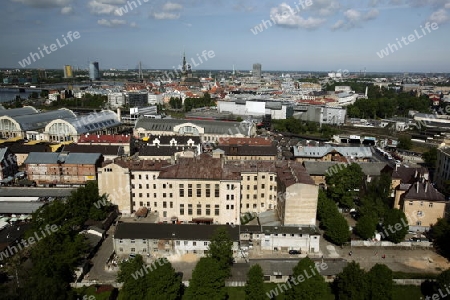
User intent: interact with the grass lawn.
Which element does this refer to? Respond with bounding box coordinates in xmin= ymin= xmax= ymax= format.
xmin=224 ymin=283 xmax=422 ymax=299
xmin=74 ymin=286 xmax=113 ymax=300
xmin=393 ymin=285 xmax=423 ymax=300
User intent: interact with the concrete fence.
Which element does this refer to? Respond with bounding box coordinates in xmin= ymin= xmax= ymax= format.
xmin=351 ymin=240 xmax=432 ymax=248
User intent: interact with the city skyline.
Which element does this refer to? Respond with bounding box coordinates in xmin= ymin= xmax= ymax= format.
xmin=1 ymin=0 xmax=449 ymax=72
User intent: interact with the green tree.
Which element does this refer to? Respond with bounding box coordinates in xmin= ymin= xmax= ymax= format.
xmin=245 ymin=264 xmax=266 ymax=300
xmin=335 ymin=261 xmax=367 ymax=300
xmin=366 ymin=264 xmax=393 ymax=300
xmin=422 ymin=147 xmax=438 ymax=168
xmin=397 ymin=136 xmax=412 ymax=150
xmin=146 ymin=259 xmax=182 ymax=300
xmin=207 ymin=227 xmax=233 ymax=279
xmin=326 ymin=163 xmax=365 ymax=208
xmin=381 ymin=209 xmax=409 ymax=243
xmin=285 ymin=257 xmax=329 ymax=300
xmin=184 ymin=257 xmax=227 ymax=300
xmin=117 ymin=255 xmax=148 ymax=300
xmin=430 ymin=217 xmax=450 ymax=259
xmin=324 ymin=213 xmax=350 ymax=246
xmin=354 ymin=214 xmax=378 ymax=240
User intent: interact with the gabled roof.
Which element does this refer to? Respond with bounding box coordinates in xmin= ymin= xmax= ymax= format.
xmin=392 ymin=166 xmax=429 ymax=184
xmin=404 ymin=182 xmax=446 ymax=202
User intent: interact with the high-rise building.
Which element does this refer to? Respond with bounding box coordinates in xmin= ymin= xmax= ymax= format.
xmin=89 ymin=62 xmax=100 ymax=80
xmin=63 ymin=65 xmax=73 ymax=78
xmin=252 ymin=63 xmax=261 ymax=79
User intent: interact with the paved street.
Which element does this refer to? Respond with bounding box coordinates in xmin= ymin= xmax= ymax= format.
xmin=85 ymin=224 xmax=117 ymax=283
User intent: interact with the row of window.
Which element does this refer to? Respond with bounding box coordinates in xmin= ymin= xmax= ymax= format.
xmin=121 ymin=239 xmax=209 ymax=246
xmin=132 ymin=201 xmax=272 ymax=211
xmin=242 ymin=184 xmax=277 ymax=191
xmin=241 ymin=175 xmax=274 ymax=181
xmin=409 ymin=201 xmax=433 ymax=207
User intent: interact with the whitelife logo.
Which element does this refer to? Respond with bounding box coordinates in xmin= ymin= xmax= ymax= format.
xmin=18 ymin=31 xmax=81 ymax=68
xmin=376 ymin=22 xmax=438 ymax=58
xmin=0 ymin=224 xmax=60 ymax=261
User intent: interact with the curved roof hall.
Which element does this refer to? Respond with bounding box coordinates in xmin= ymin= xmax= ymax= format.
xmin=0 ymin=106 xmax=38 ymax=118
xmin=12 ymin=108 xmax=76 ymax=131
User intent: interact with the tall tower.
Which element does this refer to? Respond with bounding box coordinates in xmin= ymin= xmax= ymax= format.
xmin=252 ymin=63 xmax=261 ymax=79
xmin=63 ymin=65 xmax=73 ymax=78
xmin=181 ymin=52 xmax=187 ymax=81
xmin=89 ymin=62 xmax=100 ymax=80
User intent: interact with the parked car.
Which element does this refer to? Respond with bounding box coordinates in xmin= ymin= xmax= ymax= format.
xmin=288 ymin=250 xmax=301 ymax=255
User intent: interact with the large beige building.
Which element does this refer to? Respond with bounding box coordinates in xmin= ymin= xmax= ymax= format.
xmin=98 ymin=154 xmax=318 ymax=226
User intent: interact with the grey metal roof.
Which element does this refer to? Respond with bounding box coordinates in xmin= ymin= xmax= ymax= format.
xmin=14 ymin=108 xmax=76 ymax=131
xmin=62 ymin=110 xmax=120 ymax=134
xmin=64 ymin=152 xmax=103 ymax=164
xmin=303 ymin=161 xmax=390 ymax=176
xmin=23 ymin=152 xmax=102 ymax=165
xmin=0 ymin=106 xmax=38 ymax=117
xmin=0 ymin=201 xmax=46 ymax=214
xmin=135 ymin=118 xmax=253 ymax=136
xmin=23 ymin=152 xmax=60 ymax=164
xmin=0 ymin=187 xmax=75 ymax=197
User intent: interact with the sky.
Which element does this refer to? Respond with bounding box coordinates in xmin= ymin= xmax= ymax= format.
xmin=1 ymin=0 xmax=450 ymax=73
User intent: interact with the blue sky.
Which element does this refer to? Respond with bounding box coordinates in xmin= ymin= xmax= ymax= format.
xmin=1 ymin=0 xmax=450 ymax=72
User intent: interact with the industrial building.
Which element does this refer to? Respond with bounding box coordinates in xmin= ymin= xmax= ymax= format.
xmin=293 ymin=104 xmax=347 ymax=125
xmin=217 ymin=99 xmax=294 ymax=120
xmin=44 ymin=110 xmax=122 ymax=143
xmin=134 ymin=118 xmax=256 ymax=143
xmin=0 ymin=108 xmax=76 ymax=140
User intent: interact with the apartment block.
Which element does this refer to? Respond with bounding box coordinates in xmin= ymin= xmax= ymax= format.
xmin=98 ymin=154 xmax=318 ymax=226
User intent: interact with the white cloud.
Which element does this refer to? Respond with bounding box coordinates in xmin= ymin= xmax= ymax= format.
xmin=88 ymin=0 xmax=121 ymax=15
xmin=12 ymin=0 xmax=72 ymax=8
xmin=162 ymin=2 xmax=182 ymax=11
xmin=332 ymin=8 xmax=379 ymax=30
xmin=308 ymin=0 xmax=341 ymax=17
xmin=343 ymin=9 xmax=361 ymax=21
xmin=428 ymin=8 xmax=449 ymax=24
xmin=331 ymin=19 xmax=345 ymax=30
xmin=269 ymin=3 xmax=326 ymax=29
xmin=130 ymin=21 xmax=137 ymax=27
xmin=97 ymin=18 xmax=127 ymax=26
xmin=61 ymin=6 xmax=73 ymax=14
xmin=151 ymin=12 xmax=180 ymax=19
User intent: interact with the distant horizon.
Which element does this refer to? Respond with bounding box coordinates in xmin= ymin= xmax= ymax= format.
xmin=2 ymin=68 xmax=449 ymax=76
xmin=1 ymin=1 xmax=450 ymax=73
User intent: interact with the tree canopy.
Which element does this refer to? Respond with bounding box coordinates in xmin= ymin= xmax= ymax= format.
xmin=245 ymin=264 xmax=266 ymax=300
xmin=207 ymin=227 xmax=233 ymax=280
xmin=184 ymin=257 xmax=227 ymax=300
xmin=286 ymin=257 xmax=329 ymax=300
